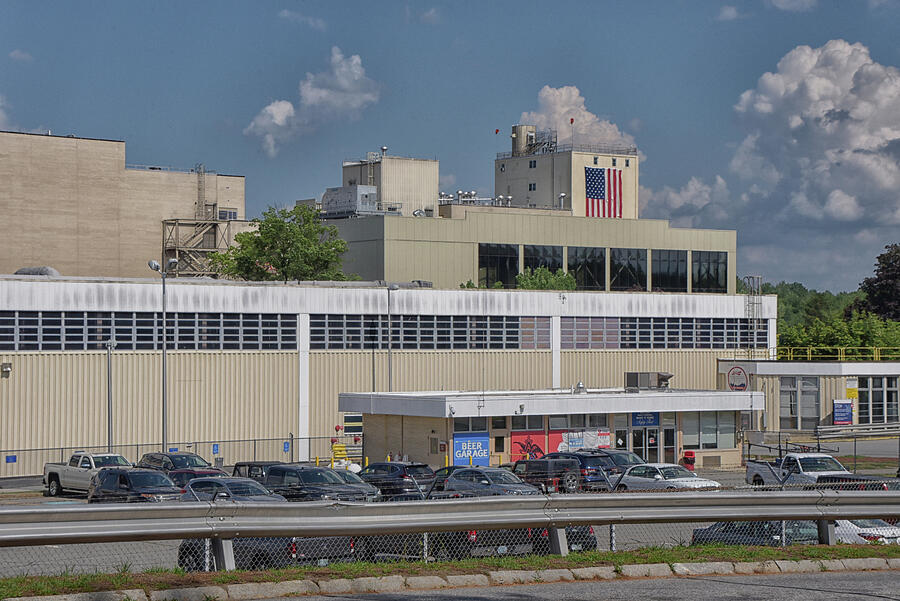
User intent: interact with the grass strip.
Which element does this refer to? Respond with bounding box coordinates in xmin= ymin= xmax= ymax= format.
xmin=1 ymin=544 xmax=900 ymax=599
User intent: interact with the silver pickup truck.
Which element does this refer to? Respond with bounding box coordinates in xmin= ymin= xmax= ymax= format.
xmin=746 ymin=452 xmax=852 ymax=486
xmin=43 ymin=452 xmax=132 ymax=496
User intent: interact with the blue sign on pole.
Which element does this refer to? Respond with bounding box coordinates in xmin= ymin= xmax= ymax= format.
xmin=833 ymin=400 xmax=853 ymax=425
xmin=631 ymin=412 xmax=660 ymax=427
xmin=212 ymin=443 xmax=220 ymax=455
xmin=283 ymin=441 xmax=290 ymax=453
xmin=453 ymin=432 xmax=489 ymax=466
xmin=4 ymin=455 xmax=16 ymax=464
xmin=168 ymin=447 xmax=178 ymax=453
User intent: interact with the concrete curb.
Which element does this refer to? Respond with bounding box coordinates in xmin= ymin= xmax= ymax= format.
xmin=6 ymin=558 xmax=900 ymax=601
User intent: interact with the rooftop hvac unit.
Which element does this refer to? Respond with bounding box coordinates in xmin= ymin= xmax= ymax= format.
xmin=624 ymin=371 xmax=674 ymax=391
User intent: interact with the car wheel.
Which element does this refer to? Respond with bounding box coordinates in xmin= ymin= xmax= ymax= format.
xmin=563 ymin=473 xmax=579 ymax=493
xmin=752 ymin=476 xmax=764 ymax=486
xmin=47 ymin=476 xmax=62 ymax=497
xmin=616 ymin=484 xmax=628 ymax=492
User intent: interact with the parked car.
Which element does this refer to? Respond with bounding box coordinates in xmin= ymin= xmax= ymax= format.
xmin=357 ymin=462 xmax=436 ymax=496
xmin=86 ymin=467 xmax=182 ymax=503
xmin=442 ymin=467 xmax=541 ymax=496
xmin=232 ymin=461 xmax=285 ymax=484
xmin=512 ymin=458 xmax=582 ymax=493
xmin=541 ymin=450 xmax=623 ymax=490
xmin=746 ymin=453 xmax=852 ymax=486
xmin=692 ymin=519 xmax=900 ymax=546
xmin=178 ymin=481 xmax=355 ymax=570
xmin=168 ymin=468 xmax=228 ymax=488
xmin=330 ymin=468 xmax=381 ymax=499
xmin=428 ymin=465 xmax=468 ymax=493
xmin=44 ymin=452 xmax=132 ymax=496
xmin=182 ymin=477 xmax=286 ymax=502
xmin=264 ymin=465 xmax=373 ymax=502
xmin=137 ymin=451 xmax=213 ymax=473
xmin=615 ymin=463 xmax=720 ymax=491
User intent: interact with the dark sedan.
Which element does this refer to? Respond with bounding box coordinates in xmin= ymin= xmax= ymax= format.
xmin=87 ymin=467 xmax=182 ymax=503
xmin=358 ymin=462 xmax=435 ymax=496
xmin=182 ymin=477 xmax=285 ymax=502
xmin=264 ymin=465 xmax=373 ymax=501
xmin=443 ymin=467 xmax=541 ymax=496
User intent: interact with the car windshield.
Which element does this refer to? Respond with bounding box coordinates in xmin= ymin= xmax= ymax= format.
xmin=129 ymin=473 xmax=174 ymax=488
xmin=298 ymin=469 xmax=344 ymax=484
xmin=333 ymin=470 xmax=365 ymax=484
xmin=611 ymin=452 xmax=645 ymax=466
xmin=226 ymin=481 xmax=270 ymax=496
xmin=171 ymin=455 xmax=211 ymax=469
xmin=94 ymin=455 xmax=131 ymax=467
xmin=849 ymin=519 xmax=894 ymax=528
xmin=407 ymin=465 xmax=435 ymax=478
xmin=660 ymin=466 xmax=695 ymax=479
xmin=487 ymin=470 xmax=523 ymax=485
xmin=798 ymin=457 xmax=845 ymax=472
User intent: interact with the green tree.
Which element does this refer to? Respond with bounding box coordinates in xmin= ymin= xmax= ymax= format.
xmin=858 ymin=243 xmax=900 ymax=321
xmin=515 ymin=266 xmax=576 ymax=290
xmin=209 ymin=205 xmax=354 ymax=282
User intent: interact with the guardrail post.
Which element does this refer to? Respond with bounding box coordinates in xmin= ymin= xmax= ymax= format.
xmin=211 ymin=538 xmax=236 ymax=571
xmin=817 ymin=519 xmax=835 ymax=545
xmin=547 ymin=527 xmax=568 ymax=556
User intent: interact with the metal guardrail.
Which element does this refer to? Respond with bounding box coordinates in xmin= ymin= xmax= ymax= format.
xmin=1 ymin=491 xmax=898 ymax=564
xmin=816 ymin=424 xmax=900 ymax=438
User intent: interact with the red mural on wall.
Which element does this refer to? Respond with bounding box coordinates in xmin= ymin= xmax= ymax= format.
xmin=510 ymin=431 xmax=545 ymax=461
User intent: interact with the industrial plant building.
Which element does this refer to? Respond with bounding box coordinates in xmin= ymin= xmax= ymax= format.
xmin=0 ymin=130 xmax=249 ymax=279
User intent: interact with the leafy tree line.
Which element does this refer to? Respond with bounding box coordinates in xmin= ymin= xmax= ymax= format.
xmin=744 ymin=243 xmax=900 ymax=349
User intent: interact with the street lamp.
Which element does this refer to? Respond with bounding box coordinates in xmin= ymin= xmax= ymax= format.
xmin=148 ymin=257 xmax=178 ymax=451
xmin=106 ymin=339 xmax=117 ymax=452
xmin=386 ymin=283 xmax=399 ymax=392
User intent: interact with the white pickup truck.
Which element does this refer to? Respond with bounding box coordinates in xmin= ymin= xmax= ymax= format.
xmin=43 ymin=452 xmax=132 ymax=496
xmin=746 ymin=452 xmax=852 ymax=486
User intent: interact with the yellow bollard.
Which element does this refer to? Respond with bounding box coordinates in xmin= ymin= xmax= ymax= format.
xmin=387 ymin=454 xmax=391 ymax=461
xmin=469 ymin=455 xmax=473 ymax=466
xmin=330 ymin=456 xmax=334 ymax=468
xmin=365 ymin=456 xmax=369 ymax=467
xmin=315 ymin=456 xmax=319 ymax=466
xmin=444 ymin=455 xmax=449 ymax=467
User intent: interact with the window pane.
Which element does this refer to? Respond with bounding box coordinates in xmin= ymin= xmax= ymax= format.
xmin=651 ymin=250 xmax=687 ymax=292
xmin=478 ymin=243 xmax=518 ymax=288
xmin=682 ymin=412 xmax=699 ymax=449
xmin=718 ymin=412 xmax=736 ymax=448
xmin=548 ymin=415 xmax=568 ymax=430
xmin=567 ymin=246 xmax=605 ymax=290
xmin=453 ymin=418 xmax=470 ymax=432
xmin=470 ymin=417 xmax=487 ymax=432
xmin=523 ymin=245 xmax=563 ymax=273
xmin=700 ymin=413 xmax=718 ymax=448
xmin=691 ymin=251 xmax=728 ymax=293
xmin=609 ymin=248 xmax=647 ymax=291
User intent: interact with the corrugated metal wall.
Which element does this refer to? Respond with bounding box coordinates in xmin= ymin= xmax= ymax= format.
xmin=561 ymin=350 xmax=729 ymax=390
xmin=0 ymin=351 xmax=299 ymax=476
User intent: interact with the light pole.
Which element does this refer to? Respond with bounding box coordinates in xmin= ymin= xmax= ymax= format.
xmin=106 ymin=339 xmax=117 ymax=452
xmin=148 ymin=258 xmax=178 ymax=451
xmin=386 ymin=283 xmax=399 ymax=392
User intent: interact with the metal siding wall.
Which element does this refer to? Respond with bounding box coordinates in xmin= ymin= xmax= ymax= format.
xmin=561 ymin=350 xmax=724 ymax=389
xmin=0 ymin=351 xmax=298 ymax=476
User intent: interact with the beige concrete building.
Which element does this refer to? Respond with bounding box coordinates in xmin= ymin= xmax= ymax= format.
xmin=494 ymin=125 xmax=639 ymax=217
xmin=341 ymin=152 xmax=438 ymax=216
xmin=0 ymin=131 xmax=247 ymax=278
xmin=335 ymin=205 xmax=736 ymax=293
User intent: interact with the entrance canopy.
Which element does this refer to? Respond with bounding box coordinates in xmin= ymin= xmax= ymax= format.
xmin=339 ymin=387 xmax=764 ymax=418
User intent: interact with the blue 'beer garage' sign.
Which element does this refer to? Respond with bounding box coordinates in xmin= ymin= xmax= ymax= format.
xmin=453 ymin=432 xmax=489 ymax=466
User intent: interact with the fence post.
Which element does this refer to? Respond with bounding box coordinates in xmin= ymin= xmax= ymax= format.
xmin=548 ymin=527 xmax=569 ymax=556
xmin=609 ymin=524 xmax=616 ymax=552
xmin=211 ymin=538 xmax=236 ymax=571
xmin=817 ymin=519 xmax=836 ymax=545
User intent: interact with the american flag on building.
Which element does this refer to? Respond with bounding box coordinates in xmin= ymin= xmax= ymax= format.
xmin=584 ymin=166 xmax=623 ymax=218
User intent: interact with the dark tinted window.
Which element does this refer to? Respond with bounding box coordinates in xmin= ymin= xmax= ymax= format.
xmin=523 ymin=245 xmax=563 ymax=273
xmin=478 ymin=243 xmax=518 ymax=288
xmin=652 ymin=249 xmax=687 ymax=292
xmin=568 ymin=246 xmax=605 ymax=290
xmin=610 ymin=248 xmax=647 ymax=291
xmin=406 ymin=465 xmax=435 ymax=477
xmin=692 ymin=251 xmax=727 ymax=293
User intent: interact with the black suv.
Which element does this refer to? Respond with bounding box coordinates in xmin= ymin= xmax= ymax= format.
xmin=137 ymin=451 xmax=213 ymax=473
xmin=232 ymin=461 xmax=285 ymax=484
xmin=264 ymin=465 xmax=373 ymax=502
xmin=358 ymin=462 xmax=435 ymax=496
xmin=542 ymin=450 xmax=640 ymax=490
xmin=87 ymin=467 xmax=182 ymax=503
xmin=512 ymin=458 xmax=581 ymax=493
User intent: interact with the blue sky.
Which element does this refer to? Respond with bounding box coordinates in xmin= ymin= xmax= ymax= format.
xmin=2 ymin=1 xmax=899 ymax=291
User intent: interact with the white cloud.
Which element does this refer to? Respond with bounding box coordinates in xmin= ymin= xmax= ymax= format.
xmin=277 ymin=9 xmax=326 ymax=31
xmin=245 ymin=47 xmax=379 ymax=157
xmin=9 ymin=49 xmax=32 ymax=62
xmin=519 ymin=85 xmax=637 ymax=151
xmin=716 ymin=6 xmax=742 ymax=21
xmin=769 ymin=0 xmax=817 ymax=11
xmin=642 ymin=39 xmax=900 ymax=290
xmin=420 ymin=7 xmax=440 ymax=24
